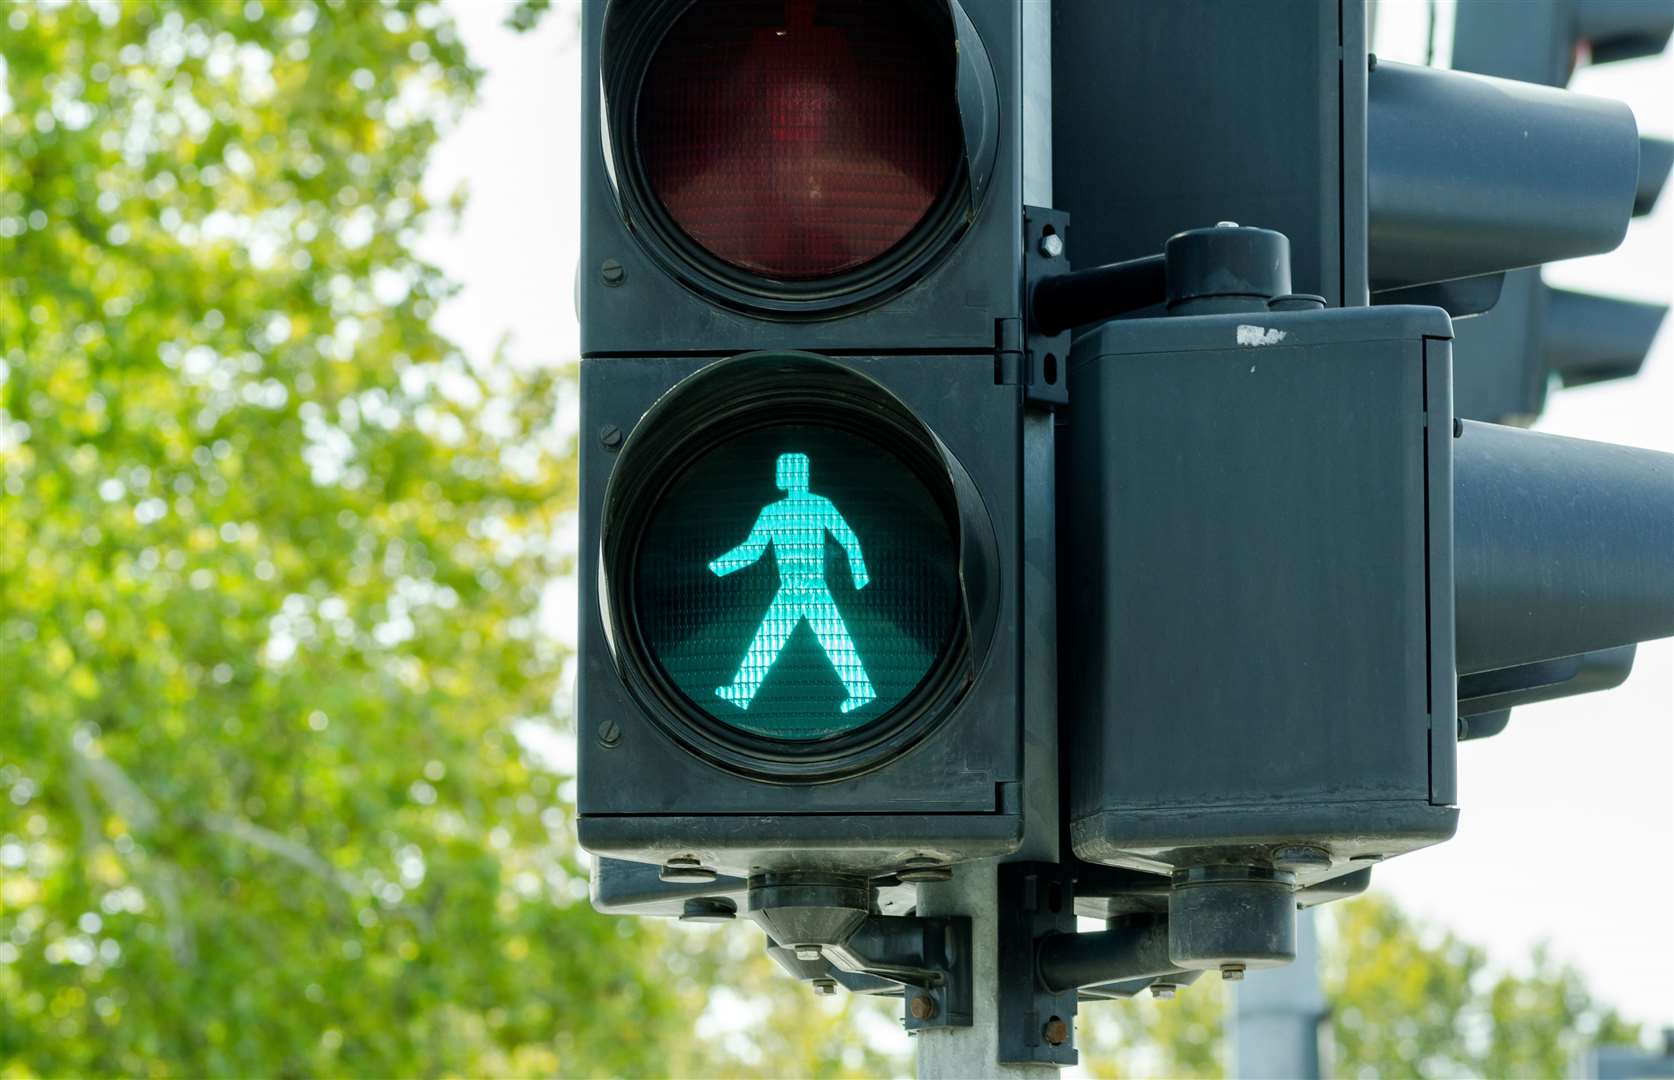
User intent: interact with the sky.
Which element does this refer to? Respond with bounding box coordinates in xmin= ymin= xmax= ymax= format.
xmin=421 ymin=0 xmax=1674 ymax=1032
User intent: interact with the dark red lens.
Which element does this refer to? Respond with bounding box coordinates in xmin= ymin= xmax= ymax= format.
xmin=637 ymin=0 xmax=964 ymax=281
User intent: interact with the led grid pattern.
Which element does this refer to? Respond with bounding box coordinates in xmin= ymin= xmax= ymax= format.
xmin=634 ymin=423 xmax=961 ymax=741
xmin=637 ymin=0 xmax=962 ymax=280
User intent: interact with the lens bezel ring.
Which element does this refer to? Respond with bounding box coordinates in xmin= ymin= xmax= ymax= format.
xmin=599 ymin=354 xmax=982 ymax=783
xmin=600 ymin=0 xmax=977 ymax=319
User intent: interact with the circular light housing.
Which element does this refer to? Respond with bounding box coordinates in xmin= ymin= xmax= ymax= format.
xmin=600 ymin=0 xmax=993 ymax=316
xmin=600 ymin=353 xmax=996 ymax=781
xmin=637 ymin=0 xmax=964 ymax=281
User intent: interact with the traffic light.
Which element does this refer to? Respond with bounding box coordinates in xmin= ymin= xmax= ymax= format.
xmin=1448 ymin=0 xmax=1672 ymax=422
xmin=1049 ymin=0 xmax=1672 ymax=1017
xmin=575 ymin=0 xmax=1058 ymax=1025
xmin=574 ymin=0 xmax=1674 ymax=1064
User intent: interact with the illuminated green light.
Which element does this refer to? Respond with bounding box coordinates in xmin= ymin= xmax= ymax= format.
xmin=709 ymin=452 xmax=878 ymax=716
xmin=634 ymin=423 xmax=960 ymax=742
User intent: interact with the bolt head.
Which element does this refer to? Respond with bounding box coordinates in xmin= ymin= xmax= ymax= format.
xmin=659 ymin=856 xmax=717 ymax=884
xmin=812 ymin=978 xmax=837 ymax=996
xmin=897 ymin=857 xmax=952 ymax=884
xmin=595 ymin=718 xmax=621 ymax=747
xmin=794 ymin=945 xmax=823 ymax=962
xmin=909 ymin=994 xmax=937 ymax=1021
xmin=679 ymin=898 xmax=735 ymax=923
xmin=1220 ymin=963 xmax=1247 ymax=981
xmin=1038 ymin=232 xmax=1064 ymax=259
xmin=1151 ymin=983 xmax=1177 ymax=1000
xmin=1042 ymin=1016 xmax=1069 ymax=1046
xmin=601 ymin=258 xmax=625 ymax=286
xmin=599 ymin=424 xmax=623 ymax=450
xmin=1216 ymin=220 xmax=1241 ymax=228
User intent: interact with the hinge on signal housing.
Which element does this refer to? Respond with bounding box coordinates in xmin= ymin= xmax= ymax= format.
xmin=995 ymin=317 xmax=1024 ymax=387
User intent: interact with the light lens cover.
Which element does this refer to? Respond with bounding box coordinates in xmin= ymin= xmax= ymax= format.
xmin=636 ymin=0 xmax=964 ymax=281
xmin=633 ymin=422 xmax=961 ymax=741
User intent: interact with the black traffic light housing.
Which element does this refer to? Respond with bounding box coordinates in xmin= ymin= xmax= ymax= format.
xmin=576 ymin=350 xmax=1029 ymax=877
xmin=575 ymin=0 xmax=1057 ymax=928
xmin=1447 ymin=0 xmax=1672 ymax=422
xmin=1061 ymin=285 xmax=1460 ymax=891
xmin=578 ymin=0 xmax=1026 ymax=355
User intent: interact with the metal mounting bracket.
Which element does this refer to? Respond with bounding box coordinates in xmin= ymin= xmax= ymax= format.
xmin=997 ymin=861 xmax=1080 ymax=1066
xmin=1022 ymin=205 xmax=1072 ymax=409
xmin=823 ymin=913 xmax=973 ymax=1032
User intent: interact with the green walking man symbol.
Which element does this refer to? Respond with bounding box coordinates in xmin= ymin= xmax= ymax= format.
xmin=709 ymin=452 xmax=878 ymax=715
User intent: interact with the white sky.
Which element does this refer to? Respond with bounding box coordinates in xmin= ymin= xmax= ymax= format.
xmin=423 ymin=0 xmax=1673 ymax=1031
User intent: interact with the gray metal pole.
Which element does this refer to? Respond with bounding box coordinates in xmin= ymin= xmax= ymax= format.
xmin=1233 ymin=908 xmax=1327 ymax=1080
xmin=916 ymin=868 xmax=1060 ymax=1079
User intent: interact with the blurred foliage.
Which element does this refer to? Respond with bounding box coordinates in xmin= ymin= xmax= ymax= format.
xmin=1325 ymin=894 xmax=1640 ymax=1078
xmin=1077 ymin=894 xmax=1640 ymax=1078
xmin=0 ymin=1 xmax=893 ymax=1076
xmin=1078 ymin=972 xmax=1227 ymax=1079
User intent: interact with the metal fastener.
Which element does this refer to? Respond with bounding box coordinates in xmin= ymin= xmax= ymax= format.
xmin=679 ymin=898 xmax=735 ymax=923
xmin=659 ymin=856 xmax=717 ymax=884
xmin=1042 ymin=1016 xmax=1069 ymax=1046
xmin=595 ymin=719 xmax=621 ymax=747
xmin=601 ymin=258 xmax=625 ymax=286
xmin=795 ymin=945 xmax=823 ymax=962
xmin=1271 ymin=845 xmax=1331 ymax=873
xmin=599 ymin=424 xmax=623 ymax=450
xmin=1151 ymin=983 xmax=1178 ymax=1000
xmin=1221 ymin=962 xmax=1247 ymax=981
xmin=1038 ymin=232 xmax=1064 ymax=259
xmin=909 ymin=994 xmax=938 ymax=1021
xmin=898 ymin=857 xmax=953 ymax=884
xmin=812 ymin=978 xmax=837 ymax=996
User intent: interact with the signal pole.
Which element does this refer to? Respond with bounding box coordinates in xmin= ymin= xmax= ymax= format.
xmin=1234 ymin=909 xmax=1327 ymax=1080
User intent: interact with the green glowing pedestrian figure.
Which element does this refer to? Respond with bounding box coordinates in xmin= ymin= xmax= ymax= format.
xmin=709 ymin=452 xmax=878 ymax=715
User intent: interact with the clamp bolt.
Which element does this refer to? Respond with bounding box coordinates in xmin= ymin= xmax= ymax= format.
xmin=659 ymin=856 xmax=716 ymax=884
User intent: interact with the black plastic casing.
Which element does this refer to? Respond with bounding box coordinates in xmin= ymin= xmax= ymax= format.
xmin=578 ymin=0 xmax=1025 ymax=353
xmin=1060 ymin=305 xmax=1460 ymax=887
xmin=577 ymin=355 xmax=1029 ymax=877
xmin=575 ymin=0 xmax=1050 ymax=881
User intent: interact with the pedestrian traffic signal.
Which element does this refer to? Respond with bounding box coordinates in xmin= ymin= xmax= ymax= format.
xmin=574 ymin=0 xmax=1673 ymax=1058
xmin=594 ymin=351 xmax=999 ymax=783
xmin=576 ymin=0 xmax=1053 ymax=927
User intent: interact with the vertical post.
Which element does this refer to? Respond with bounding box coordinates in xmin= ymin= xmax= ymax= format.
xmin=916 ymin=869 xmax=1058 ymax=1078
xmin=1233 ymin=908 xmax=1328 ymax=1080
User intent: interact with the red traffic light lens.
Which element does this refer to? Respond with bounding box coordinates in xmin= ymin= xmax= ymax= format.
xmin=637 ymin=0 xmax=965 ymax=281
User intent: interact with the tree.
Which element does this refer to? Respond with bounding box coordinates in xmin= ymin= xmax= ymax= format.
xmin=1324 ymin=894 xmax=1640 ymax=1079
xmin=0 ymin=3 xmax=892 ymax=1076
xmin=1074 ymin=894 xmax=1641 ymax=1078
